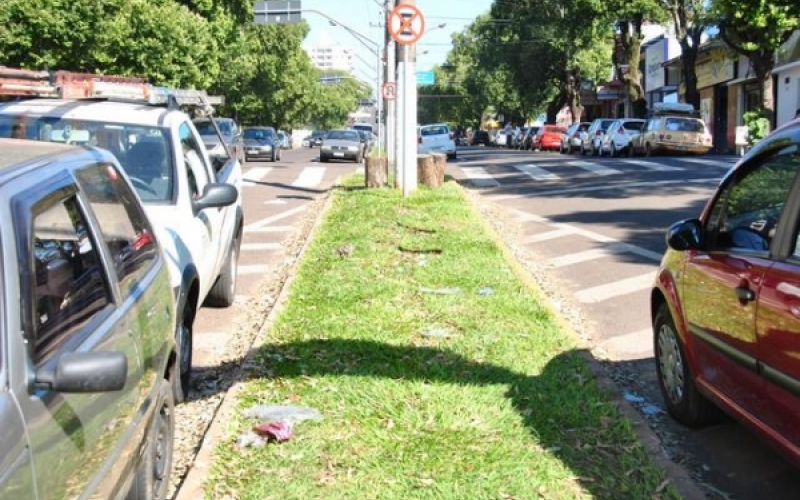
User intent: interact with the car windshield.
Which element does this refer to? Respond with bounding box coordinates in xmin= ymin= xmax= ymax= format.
xmin=665 ymin=118 xmax=706 ymax=133
xmin=599 ymin=120 xmax=616 ymax=131
xmin=0 ymin=115 xmax=174 ymax=202
xmin=421 ymin=126 xmax=448 ymax=136
xmin=196 ymin=120 xmax=232 ymax=136
xmin=327 ymin=130 xmax=359 ymax=141
xmin=244 ymin=128 xmax=274 ymax=140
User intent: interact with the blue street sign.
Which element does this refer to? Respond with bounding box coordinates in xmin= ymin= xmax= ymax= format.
xmin=416 ymin=70 xmax=436 ymax=86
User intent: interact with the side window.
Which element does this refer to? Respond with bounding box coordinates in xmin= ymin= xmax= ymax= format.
xmin=76 ymin=164 xmax=158 ymax=298
xmin=179 ymin=123 xmax=212 ymax=195
xmin=706 ymin=148 xmax=800 ymax=252
xmin=31 ymin=194 xmax=112 ymax=365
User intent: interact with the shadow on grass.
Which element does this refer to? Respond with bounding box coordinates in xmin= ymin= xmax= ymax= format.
xmin=193 ymin=339 xmax=669 ymax=498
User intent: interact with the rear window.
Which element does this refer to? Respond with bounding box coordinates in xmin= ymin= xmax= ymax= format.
xmin=622 ymin=121 xmax=645 ymax=131
xmin=195 ymin=119 xmax=233 ymax=136
xmin=665 ymin=118 xmax=706 ymax=133
xmin=544 ymin=126 xmax=566 ymax=133
xmin=421 ymin=126 xmax=449 ymax=136
xmin=599 ymin=120 xmax=616 ymax=131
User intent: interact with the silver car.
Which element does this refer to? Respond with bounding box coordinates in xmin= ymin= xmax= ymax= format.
xmin=0 ymin=139 xmax=177 ymax=499
xmin=244 ymin=126 xmax=281 ymax=162
xmin=600 ymin=118 xmax=646 ymax=157
xmin=559 ymin=122 xmax=591 ymax=154
xmin=580 ymin=118 xmax=617 ymax=156
xmin=319 ymin=129 xmax=363 ymax=163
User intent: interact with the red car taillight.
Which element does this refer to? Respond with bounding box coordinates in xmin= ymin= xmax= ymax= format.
xmin=596 ymin=130 xmax=603 ymax=136
xmin=618 ymin=126 xmax=626 ymax=135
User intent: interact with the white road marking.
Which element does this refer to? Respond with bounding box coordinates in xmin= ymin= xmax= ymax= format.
xmin=569 ymin=160 xmax=621 ymax=176
xmin=461 ymin=166 xmax=500 ymax=187
xmin=575 ymin=273 xmax=655 ymax=303
xmin=244 ymin=226 xmax=296 ymax=233
xmin=679 ymin=157 xmax=735 ymax=169
xmin=240 ymin=242 xmax=282 ymax=251
xmin=292 ymin=166 xmax=326 ymax=188
xmin=516 ymin=164 xmax=560 ymax=180
xmin=237 ymin=264 xmax=271 ymax=275
xmin=487 ymin=177 xmax=721 ymax=200
xmin=619 ymin=159 xmax=683 ymax=171
xmin=525 ymin=228 xmax=574 ymax=243
xmin=244 ymin=205 xmax=307 ymax=230
xmin=547 ymin=242 xmax=629 ymax=268
xmin=599 ymin=328 xmax=654 ymax=359
xmin=264 ymin=199 xmax=288 ymax=205
xmin=242 ymin=167 xmax=272 ymax=184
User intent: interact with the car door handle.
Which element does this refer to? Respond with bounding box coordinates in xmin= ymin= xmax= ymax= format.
xmin=735 ymin=286 xmax=755 ymax=302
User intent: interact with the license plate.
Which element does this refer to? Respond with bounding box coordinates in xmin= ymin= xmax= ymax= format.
xmin=334 ymin=152 xmax=345 ymax=157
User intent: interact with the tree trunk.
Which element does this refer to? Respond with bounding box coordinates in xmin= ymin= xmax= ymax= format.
xmin=417 ymin=154 xmax=446 ymax=188
xmin=565 ymin=69 xmax=583 ymax=124
xmin=365 ymin=156 xmax=388 ymax=188
xmin=617 ymin=17 xmax=648 ymax=119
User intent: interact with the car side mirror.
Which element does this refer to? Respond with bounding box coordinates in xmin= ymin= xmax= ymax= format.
xmin=193 ymin=183 xmax=239 ymax=214
xmin=36 ymin=352 xmax=127 ymax=393
xmin=666 ymin=218 xmax=703 ymax=251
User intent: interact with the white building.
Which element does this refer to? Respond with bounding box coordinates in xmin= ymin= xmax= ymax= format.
xmin=307 ymin=45 xmax=354 ymax=73
xmin=774 ymin=30 xmax=800 ymax=128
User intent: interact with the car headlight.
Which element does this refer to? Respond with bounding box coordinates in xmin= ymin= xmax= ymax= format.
xmin=347 ymin=146 xmax=358 ymax=151
xmin=261 ymin=144 xmax=272 ymax=151
xmin=321 ymin=144 xmax=332 ymax=150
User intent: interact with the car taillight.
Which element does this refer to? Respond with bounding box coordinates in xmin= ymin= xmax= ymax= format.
xmin=596 ymin=130 xmax=603 ymax=136
xmin=618 ymin=126 xmax=626 ymax=135
xmin=572 ymin=132 xmax=579 ymax=138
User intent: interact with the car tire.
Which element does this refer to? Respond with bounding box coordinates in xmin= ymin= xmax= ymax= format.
xmin=628 ymin=144 xmax=636 ymax=158
xmin=447 ymin=151 xmax=456 ymax=160
xmin=127 ymin=380 xmax=175 ymax=500
xmin=654 ymin=303 xmax=722 ymax=427
xmin=645 ymin=143 xmax=653 ymax=157
xmin=172 ymin=302 xmax=194 ymax=404
xmin=610 ymin=143 xmax=617 ymax=157
xmin=320 ymin=155 xmax=327 ymax=163
xmin=205 ymin=236 xmax=240 ymax=308
xmin=580 ymin=144 xmax=586 ymax=156
xmin=271 ymin=149 xmax=276 ymax=162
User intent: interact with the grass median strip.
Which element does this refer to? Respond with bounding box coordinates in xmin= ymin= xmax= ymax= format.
xmin=206 ymin=178 xmax=681 ymax=500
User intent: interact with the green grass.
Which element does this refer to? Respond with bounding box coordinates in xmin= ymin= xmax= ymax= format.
xmin=206 ymin=178 xmax=682 ymax=500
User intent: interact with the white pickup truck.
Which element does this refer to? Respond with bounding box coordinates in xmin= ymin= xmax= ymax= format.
xmin=0 ymin=82 xmax=244 ymax=403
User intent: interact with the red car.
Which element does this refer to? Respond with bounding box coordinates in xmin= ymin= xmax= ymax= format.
xmin=651 ymin=117 xmax=800 ymax=467
xmin=533 ymin=125 xmax=566 ymax=151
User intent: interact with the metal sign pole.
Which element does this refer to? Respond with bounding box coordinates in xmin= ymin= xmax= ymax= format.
xmin=402 ymin=43 xmax=416 ymax=197
xmin=385 ymin=0 xmax=397 ymax=184
xmin=397 ymin=46 xmax=406 ymax=192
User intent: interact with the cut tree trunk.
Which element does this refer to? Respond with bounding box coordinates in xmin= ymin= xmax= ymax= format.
xmin=417 ymin=154 xmax=446 ymax=188
xmin=365 ymin=155 xmax=388 ymax=188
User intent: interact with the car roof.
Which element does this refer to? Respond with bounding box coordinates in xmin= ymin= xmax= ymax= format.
xmin=420 ymin=123 xmax=448 ymax=128
xmin=0 ymin=98 xmax=175 ymax=127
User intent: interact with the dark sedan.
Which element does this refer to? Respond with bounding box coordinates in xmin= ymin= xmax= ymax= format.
xmin=243 ymin=126 xmax=281 ymax=162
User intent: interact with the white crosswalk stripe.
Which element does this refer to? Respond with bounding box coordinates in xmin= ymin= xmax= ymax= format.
xmin=575 ymin=273 xmax=654 ymax=303
xmin=618 ymin=159 xmax=683 ymax=171
xmin=243 ymin=167 xmax=272 ymax=184
xmin=525 ymin=228 xmax=574 ymax=243
xmin=569 ymin=160 xmax=621 ymax=176
xmin=678 ymin=157 xmax=735 ymax=168
xmin=292 ymin=166 xmax=326 ymax=188
xmin=462 ymin=166 xmax=500 ymax=187
xmin=515 ymin=164 xmax=560 ymax=180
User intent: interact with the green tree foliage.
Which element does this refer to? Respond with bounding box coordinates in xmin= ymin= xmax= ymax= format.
xmin=311 ymin=71 xmax=372 ymax=130
xmin=0 ymin=0 xmax=219 ymax=88
xmin=711 ymin=0 xmax=799 ymax=125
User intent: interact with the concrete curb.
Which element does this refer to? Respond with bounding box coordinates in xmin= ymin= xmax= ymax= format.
xmin=175 ymin=180 xmax=340 ymax=500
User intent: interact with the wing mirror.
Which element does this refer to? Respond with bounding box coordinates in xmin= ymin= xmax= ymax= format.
xmin=666 ymin=218 xmax=703 ymax=251
xmin=193 ymin=183 xmax=239 ymax=214
xmin=36 ymin=352 xmax=127 ymax=393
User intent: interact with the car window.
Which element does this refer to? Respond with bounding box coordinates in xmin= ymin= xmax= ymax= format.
xmin=180 ymin=122 xmax=211 ymax=197
xmin=665 ymin=117 xmax=705 ymax=133
xmin=327 ymin=130 xmax=359 ymax=141
xmin=76 ymin=164 xmax=158 ymax=299
xmin=706 ymin=148 xmax=800 ymax=252
xmin=244 ymin=129 xmax=274 ymax=140
xmin=421 ymin=126 xmax=448 ymax=136
xmin=623 ymin=121 xmax=645 ymax=131
xmin=30 ymin=194 xmax=112 ymax=365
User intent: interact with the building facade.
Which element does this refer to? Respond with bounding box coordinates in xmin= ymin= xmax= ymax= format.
xmin=774 ymin=31 xmax=800 ymax=128
xmin=307 ymin=45 xmax=354 ymax=73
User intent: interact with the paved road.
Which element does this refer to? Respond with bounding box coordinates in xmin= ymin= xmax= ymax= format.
xmin=448 ymin=146 xmax=799 ymax=500
xmin=192 ymin=147 xmax=358 ymax=368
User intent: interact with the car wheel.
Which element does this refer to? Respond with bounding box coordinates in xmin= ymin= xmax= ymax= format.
xmin=610 ymin=143 xmax=617 ymax=157
xmin=654 ymin=303 xmax=722 ymax=427
xmin=447 ymin=151 xmax=456 ymax=160
xmin=172 ymin=303 xmax=194 ymax=404
xmin=645 ymin=143 xmax=653 ymax=157
xmin=320 ymin=155 xmax=327 ymax=163
xmin=628 ymin=144 xmax=636 ymax=158
xmin=206 ymin=236 xmax=240 ymax=308
xmin=580 ymin=144 xmax=586 ymax=156
xmin=127 ymin=380 xmax=174 ymax=500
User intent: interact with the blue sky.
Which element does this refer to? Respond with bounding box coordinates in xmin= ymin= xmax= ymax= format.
xmin=299 ymin=0 xmax=493 ymax=89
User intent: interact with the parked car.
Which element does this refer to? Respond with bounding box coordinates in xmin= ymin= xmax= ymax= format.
xmin=319 ymin=129 xmax=363 ymax=163
xmin=532 ymin=124 xmax=567 ymax=152
xmin=194 ymin=117 xmax=245 ymax=164
xmin=512 ymin=127 xmax=529 ymax=149
xmin=308 ymin=130 xmax=327 ymax=148
xmin=0 ymin=138 xmax=177 ymax=499
xmin=418 ymin=122 xmax=457 ymax=160
xmin=0 ymin=74 xmax=244 ymax=404
xmin=353 ymin=129 xmax=374 ymax=156
xmin=629 ymin=103 xmax=713 ymax=156
xmin=521 ymin=126 xmax=541 ymax=150
xmin=599 ymin=118 xmax=646 ymax=157
xmin=651 ymin=117 xmax=800 ymax=469
xmin=560 ymin=122 xmax=591 ymax=154
xmin=471 ymin=129 xmax=492 ymax=146
xmin=244 ymin=126 xmax=281 ymax=162
xmin=494 ymin=129 xmax=509 ymax=147
xmin=277 ymin=130 xmax=292 ymax=149
xmin=580 ymin=118 xmax=617 ymax=156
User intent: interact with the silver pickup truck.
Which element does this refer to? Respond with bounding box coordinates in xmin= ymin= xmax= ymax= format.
xmin=0 ymin=81 xmax=244 ymax=403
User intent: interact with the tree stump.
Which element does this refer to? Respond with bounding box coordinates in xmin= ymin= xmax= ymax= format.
xmin=365 ymin=155 xmax=388 ymax=188
xmin=417 ymin=153 xmax=446 ymax=188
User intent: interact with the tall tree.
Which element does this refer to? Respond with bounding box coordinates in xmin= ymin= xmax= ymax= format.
xmin=711 ymin=0 xmax=799 ymax=125
xmin=657 ymin=0 xmax=710 ymax=109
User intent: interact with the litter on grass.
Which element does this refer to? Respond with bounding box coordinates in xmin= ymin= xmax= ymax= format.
xmin=237 ymin=405 xmax=323 ymax=449
xmin=478 ymin=287 xmax=494 ymax=296
xmin=242 ymin=405 xmax=323 ymax=423
xmin=421 ymin=326 xmax=455 ymax=339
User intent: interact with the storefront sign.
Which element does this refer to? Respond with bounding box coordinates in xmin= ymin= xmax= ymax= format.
xmin=645 ymin=40 xmax=667 ymax=92
xmin=696 ymin=49 xmax=734 ymax=88
xmin=597 ymin=88 xmax=622 ymax=100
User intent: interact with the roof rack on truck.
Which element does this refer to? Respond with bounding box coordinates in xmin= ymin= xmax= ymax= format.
xmin=652 ymin=102 xmax=699 ymax=117
xmin=0 ymin=66 xmax=223 ymax=111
